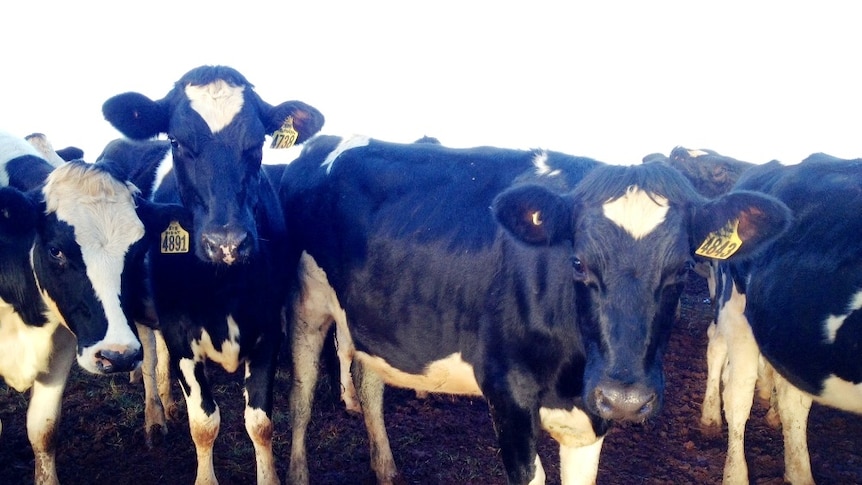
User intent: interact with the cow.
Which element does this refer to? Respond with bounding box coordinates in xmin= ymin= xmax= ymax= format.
xmin=0 ymin=131 xmax=172 ymax=484
xmin=100 ymin=64 xmax=324 ymax=485
xmin=279 ymin=135 xmax=791 ymax=485
xmin=706 ymin=154 xmax=862 ymax=485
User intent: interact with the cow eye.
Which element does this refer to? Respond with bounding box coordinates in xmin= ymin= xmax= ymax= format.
xmin=572 ymin=257 xmax=587 ymax=279
xmin=168 ymin=136 xmax=179 ymax=149
xmin=48 ymin=247 xmax=67 ymax=266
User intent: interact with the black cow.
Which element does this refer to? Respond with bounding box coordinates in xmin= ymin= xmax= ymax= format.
xmin=0 ymin=131 xmax=170 ymax=484
xmin=643 ymin=146 xmax=757 ymax=199
xmin=280 ymin=135 xmax=791 ymax=485
xmin=709 ymin=154 xmax=862 ymax=485
xmin=101 ymin=65 xmax=324 ymax=484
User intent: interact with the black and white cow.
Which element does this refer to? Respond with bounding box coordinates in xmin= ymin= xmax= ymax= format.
xmin=708 ymin=154 xmax=862 ymax=485
xmin=279 ymin=135 xmax=791 ymax=485
xmin=101 ymin=65 xmax=324 ymax=484
xmin=0 ymin=131 xmax=166 ymax=484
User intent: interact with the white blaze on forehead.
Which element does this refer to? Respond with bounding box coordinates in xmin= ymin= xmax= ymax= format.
xmin=532 ymin=151 xmax=561 ymax=176
xmin=824 ymin=290 xmax=862 ymax=343
xmin=185 ymin=80 xmax=245 ymax=134
xmin=602 ymin=185 xmax=669 ymax=240
xmin=42 ymin=163 xmax=144 ymax=360
xmin=321 ymin=135 xmax=370 ymax=174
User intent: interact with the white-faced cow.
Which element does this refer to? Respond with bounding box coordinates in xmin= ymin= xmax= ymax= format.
xmin=0 ymin=131 xmax=168 ymax=484
xmin=707 ymin=154 xmax=862 ymax=485
xmin=100 ymin=65 xmax=324 ymax=485
xmin=278 ymin=135 xmax=791 ymax=485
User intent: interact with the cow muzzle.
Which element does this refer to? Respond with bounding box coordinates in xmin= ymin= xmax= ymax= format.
xmin=201 ymin=229 xmax=251 ymax=265
xmin=590 ymin=380 xmax=659 ymax=422
xmin=79 ymin=343 xmax=143 ymax=375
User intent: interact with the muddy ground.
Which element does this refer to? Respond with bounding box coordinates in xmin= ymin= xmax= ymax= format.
xmin=1 ymin=273 xmax=861 ymax=484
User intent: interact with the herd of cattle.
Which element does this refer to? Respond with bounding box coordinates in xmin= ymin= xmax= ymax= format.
xmin=0 ymin=64 xmax=859 ymax=485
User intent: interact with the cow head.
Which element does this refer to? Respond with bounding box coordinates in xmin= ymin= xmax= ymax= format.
xmin=102 ymin=65 xmax=324 ymax=265
xmin=644 ymin=147 xmax=757 ymax=199
xmin=493 ymin=162 xmax=790 ymax=423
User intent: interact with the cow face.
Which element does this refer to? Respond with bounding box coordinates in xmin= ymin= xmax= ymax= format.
xmin=102 ymin=65 xmax=324 ymax=265
xmin=493 ymin=163 xmax=790 ymax=423
xmin=31 ymin=161 xmax=147 ymax=374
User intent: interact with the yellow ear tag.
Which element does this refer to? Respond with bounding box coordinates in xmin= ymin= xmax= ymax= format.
xmin=270 ymin=116 xmax=299 ymax=149
xmin=160 ymin=221 xmax=190 ymax=254
xmin=695 ymin=219 xmax=743 ymax=260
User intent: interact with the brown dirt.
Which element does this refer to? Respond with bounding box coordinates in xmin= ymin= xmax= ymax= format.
xmin=1 ymin=273 xmax=861 ymax=484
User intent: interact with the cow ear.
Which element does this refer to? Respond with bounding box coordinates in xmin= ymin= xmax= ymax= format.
xmin=0 ymin=187 xmax=38 ymax=245
xmin=103 ymin=92 xmax=169 ymax=140
xmin=690 ymin=190 xmax=791 ymax=261
xmin=493 ymin=184 xmax=573 ymax=246
xmin=265 ymin=101 xmax=325 ymax=146
xmin=136 ymin=197 xmax=191 ymax=235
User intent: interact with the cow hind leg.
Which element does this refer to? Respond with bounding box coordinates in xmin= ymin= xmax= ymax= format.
xmin=137 ymin=323 xmax=168 ymax=447
xmin=354 ymin=360 xmax=399 ymax=485
xmin=773 ymin=372 xmax=815 ymax=485
xmin=700 ymin=320 xmax=727 ymax=435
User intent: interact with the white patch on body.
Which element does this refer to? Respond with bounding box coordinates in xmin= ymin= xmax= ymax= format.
xmin=602 ymin=186 xmax=669 ymax=240
xmin=0 ymin=301 xmax=63 ymax=391
xmin=354 ymin=351 xmax=482 ymax=395
xmin=321 ymin=135 xmax=370 ymax=174
xmin=824 ymin=290 xmax=862 ymax=342
xmin=185 ymin=80 xmax=245 ymax=134
xmin=0 ymin=130 xmax=44 ymax=186
xmin=191 ymin=316 xmax=242 ymax=372
xmin=532 ymin=151 xmax=560 ymax=177
xmin=41 ymin=163 xmax=144 ymax=373
xmin=816 ymin=375 xmax=862 ymax=413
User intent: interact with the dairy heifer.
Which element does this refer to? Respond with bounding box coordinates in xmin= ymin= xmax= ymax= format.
xmin=280 ymin=136 xmax=791 ymax=485
xmin=0 ymin=132 xmax=156 ymax=484
xmin=101 ymin=65 xmax=324 ymax=484
xmin=708 ymin=154 xmax=862 ymax=485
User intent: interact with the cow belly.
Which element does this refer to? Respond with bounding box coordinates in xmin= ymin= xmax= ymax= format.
xmin=539 ymin=405 xmax=600 ymax=448
xmin=816 ymin=376 xmax=862 ymax=413
xmin=355 ymin=351 xmax=482 ymax=395
xmin=0 ymin=307 xmax=62 ymax=392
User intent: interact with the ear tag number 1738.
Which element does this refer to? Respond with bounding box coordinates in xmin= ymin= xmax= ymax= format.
xmin=161 ymin=221 xmax=190 ymax=254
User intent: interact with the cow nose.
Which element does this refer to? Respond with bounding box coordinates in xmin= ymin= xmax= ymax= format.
xmin=592 ymin=381 xmax=658 ymax=422
xmin=201 ymin=229 xmax=250 ymax=265
xmin=95 ymin=347 xmax=143 ymax=373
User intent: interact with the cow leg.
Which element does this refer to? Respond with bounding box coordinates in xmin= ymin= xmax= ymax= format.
xmin=718 ymin=286 xmax=759 ymax=485
xmin=354 ymin=360 xmax=399 ymax=484
xmin=333 ymin=316 xmax=361 ymax=414
xmin=700 ymin=320 xmax=727 ymax=434
xmin=287 ymin=306 xmax=331 ymax=485
xmin=757 ymin=357 xmax=782 ymax=429
xmin=559 ymin=437 xmax=604 ymax=485
xmin=243 ymin=339 xmax=280 ymax=485
xmin=177 ymin=357 xmax=220 ymax=485
xmin=28 ymin=326 xmax=75 ymax=485
xmin=773 ymin=372 xmax=815 ymax=485
xmin=137 ymin=323 xmax=168 ymax=447
xmin=485 ymin=388 xmax=541 ymax=484
xmin=155 ymin=329 xmax=176 ymax=419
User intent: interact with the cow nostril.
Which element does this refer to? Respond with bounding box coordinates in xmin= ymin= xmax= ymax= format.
xmin=96 ymin=348 xmax=142 ymax=374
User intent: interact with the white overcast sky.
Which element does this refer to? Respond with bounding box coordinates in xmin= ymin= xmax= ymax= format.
xmin=2 ymin=1 xmax=860 ymax=165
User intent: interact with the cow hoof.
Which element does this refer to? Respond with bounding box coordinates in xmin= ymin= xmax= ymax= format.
xmin=698 ymin=420 xmax=723 ymax=437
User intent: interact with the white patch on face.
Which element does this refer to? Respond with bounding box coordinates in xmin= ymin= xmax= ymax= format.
xmin=185 ymin=80 xmax=245 ymax=134
xmin=354 ymin=351 xmax=482 ymax=395
xmin=602 ymin=186 xmax=669 ymax=240
xmin=42 ymin=164 xmax=144 ymax=372
xmin=321 ymin=135 xmax=370 ymax=174
xmin=532 ymin=151 xmax=561 ymax=177
xmin=151 ymin=148 xmax=174 ymax=194
xmin=823 ymin=290 xmax=862 ymax=343
xmin=190 ymin=316 xmax=242 ymax=372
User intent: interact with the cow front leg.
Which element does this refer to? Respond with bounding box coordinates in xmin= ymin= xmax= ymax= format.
xmin=178 ymin=358 xmax=220 ymax=485
xmin=559 ymin=437 xmax=604 ymax=485
xmin=244 ymin=346 xmax=280 ymax=485
xmin=353 ymin=359 xmax=399 ymax=484
xmin=486 ymin=392 xmax=542 ymax=485
xmin=29 ymin=326 xmax=75 ymax=485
